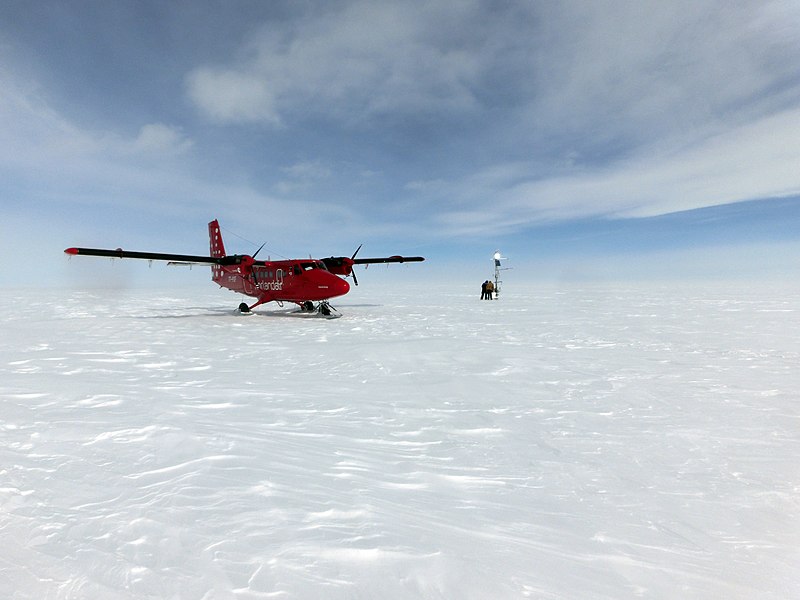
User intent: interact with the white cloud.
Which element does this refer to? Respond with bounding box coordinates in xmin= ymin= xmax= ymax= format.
xmin=525 ymin=0 xmax=800 ymax=148
xmin=0 ymin=74 xmax=99 ymax=166
xmin=132 ymin=124 xmax=193 ymax=156
xmin=424 ymin=106 xmax=800 ymax=235
xmin=516 ymin=106 xmax=800 ymax=219
xmin=380 ymin=0 xmax=800 ymax=233
xmin=0 ymin=70 xmax=229 ymax=217
xmin=3 ymin=0 xmax=800 ymax=258
xmin=0 ymin=74 xmax=193 ymax=169
xmin=280 ymin=160 xmax=331 ymax=181
xmin=185 ymin=1 xmax=487 ymax=126
xmin=0 ymin=69 xmax=380 ymax=254
xmin=184 ymin=0 xmax=800 ymax=139
xmin=186 ymin=68 xmax=280 ymax=125
xmin=273 ymin=160 xmax=332 ymax=196
xmin=181 ymin=0 xmax=800 ymax=232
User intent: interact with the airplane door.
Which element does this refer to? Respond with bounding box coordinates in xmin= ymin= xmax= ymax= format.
xmin=276 ymin=269 xmax=283 ymax=286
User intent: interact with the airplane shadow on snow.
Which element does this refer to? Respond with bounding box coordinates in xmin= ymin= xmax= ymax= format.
xmin=127 ymin=304 xmax=383 ymax=319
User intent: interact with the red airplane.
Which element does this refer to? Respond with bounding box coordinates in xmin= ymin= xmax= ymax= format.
xmin=65 ymin=219 xmax=424 ymax=316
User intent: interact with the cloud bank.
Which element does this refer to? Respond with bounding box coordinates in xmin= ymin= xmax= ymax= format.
xmin=0 ymin=0 xmax=798 ymax=274
xmin=185 ymin=0 xmax=800 ymax=230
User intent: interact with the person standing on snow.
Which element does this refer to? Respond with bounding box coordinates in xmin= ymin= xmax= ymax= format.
xmin=481 ymin=280 xmax=488 ymax=300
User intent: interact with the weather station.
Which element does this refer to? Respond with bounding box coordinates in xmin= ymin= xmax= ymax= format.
xmin=491 ymin=250 xmax=510 ymax=299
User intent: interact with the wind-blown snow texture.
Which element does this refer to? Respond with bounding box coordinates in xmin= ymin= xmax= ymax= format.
xmin=2 ymin=283 xmax=799 ymax=599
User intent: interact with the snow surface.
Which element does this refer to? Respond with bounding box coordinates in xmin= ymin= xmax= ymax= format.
xmin=1 ymin=282 xmax=799 ymax=599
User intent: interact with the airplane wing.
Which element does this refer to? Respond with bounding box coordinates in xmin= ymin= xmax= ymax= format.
xmin=321 ymin=254 xmax=424 ymax=271
xmin=353 ymin=256 xmax=425 ymax=265
xmin=66 ymin=247 xmax=424 ymax=281
xmin=320 ymin=253 xmax=424 ymax=285
xmin=64 ymin=247 xmax=247 ymax=265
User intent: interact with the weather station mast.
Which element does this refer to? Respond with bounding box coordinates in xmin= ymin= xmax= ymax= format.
xmin=492 ymin=251 xmax=510 ymax=299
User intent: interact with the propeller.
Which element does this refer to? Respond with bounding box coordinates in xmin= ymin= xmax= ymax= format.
xmin=249 ymin=244 xmax=268 ymax=290
xmin=252 ymin=242 xmax=266 ymax=260
xmin=320 ymin=248 xmax=423 ymax=283
xmin=350 ymin=244 xmax=362 ymax=286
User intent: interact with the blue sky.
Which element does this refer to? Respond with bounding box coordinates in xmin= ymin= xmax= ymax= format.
xmin=2 ymin=0 xmax=799 ymax=287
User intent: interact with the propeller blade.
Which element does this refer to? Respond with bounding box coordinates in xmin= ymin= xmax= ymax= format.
xmin=348 ymin=245 xmax=363 ymax=284
xmin=252 ymin=242 xmax=266 ymax=260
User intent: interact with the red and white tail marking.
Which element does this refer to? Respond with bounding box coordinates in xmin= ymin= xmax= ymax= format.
xmin=208 ymin=219 xmax=226 ymax=258
xmin=208 ymin=219 xmax=227 ymax=284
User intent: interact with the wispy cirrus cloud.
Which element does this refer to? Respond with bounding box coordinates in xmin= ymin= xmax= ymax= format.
xmin=185 ymin=1 xmax=496 ymax=127
xmin=184 ymin=0 xmax=800 ymax=228
xmin=1 ymin=0 xmax=799 ymax=285
xmin=418 ymin=106 xmax=800 ymax=236
xmin=0 ymin=72 xmax=192 ymax=171
xmin=0 ymin=67 xmax=376 ymax=252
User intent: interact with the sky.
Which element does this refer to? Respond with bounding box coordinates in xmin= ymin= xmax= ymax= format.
xmin=1 ymin=0 xmax=799 ymax=286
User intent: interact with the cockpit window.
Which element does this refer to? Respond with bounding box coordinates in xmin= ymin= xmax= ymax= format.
xmin=295 ymin=261 xmax=329 ymax=272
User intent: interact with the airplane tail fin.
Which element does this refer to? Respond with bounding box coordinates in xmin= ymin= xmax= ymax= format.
xmin=209 ymin=220 xmax=226 ymax=285
xmin=208 ymin=220 xmax=226 ymax=258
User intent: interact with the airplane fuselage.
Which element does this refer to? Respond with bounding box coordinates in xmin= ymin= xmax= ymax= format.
xmin=213 ymin=259 xmax=350 ymax=306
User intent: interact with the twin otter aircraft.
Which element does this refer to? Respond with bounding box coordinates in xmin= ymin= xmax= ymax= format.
xmin=65 ymin=219 xmax=424 ymax=316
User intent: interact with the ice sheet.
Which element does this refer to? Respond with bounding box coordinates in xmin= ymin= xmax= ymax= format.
xmin=1 ymin=283 xmax=799 ymax=598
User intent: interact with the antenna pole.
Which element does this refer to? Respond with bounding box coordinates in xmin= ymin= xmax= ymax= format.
xmin=492 ymin=251 xmax=510 ymax=299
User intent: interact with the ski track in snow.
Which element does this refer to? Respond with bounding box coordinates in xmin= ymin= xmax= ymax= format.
xmin=1 ymin=283 xmax=799 ymax=599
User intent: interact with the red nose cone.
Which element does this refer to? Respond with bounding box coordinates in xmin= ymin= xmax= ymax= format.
xmin=312 ymin=270 xmax=350 ymax=299
xmin=334 ymin=276 xmax=350 ymax=297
